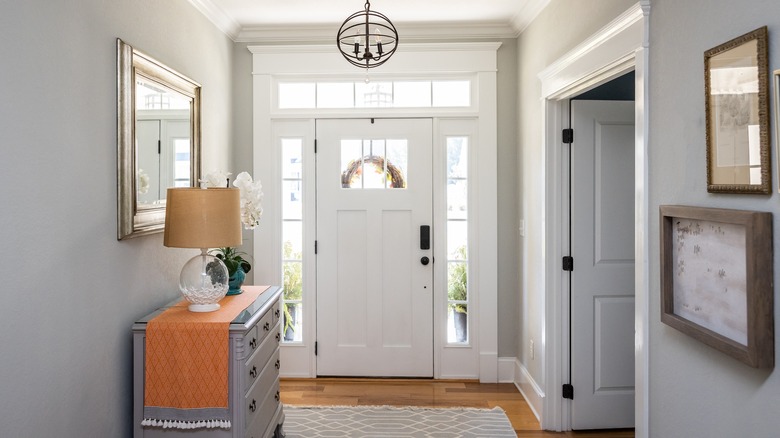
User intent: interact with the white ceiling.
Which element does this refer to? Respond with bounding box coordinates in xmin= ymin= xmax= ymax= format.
xmin=189 ymin=0 xmax=550 ymax=42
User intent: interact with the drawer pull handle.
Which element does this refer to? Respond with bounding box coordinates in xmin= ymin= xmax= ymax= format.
xmin=275 ymin=333 xmax=281 ymax=343
xmin=249 ymin=337 xmax=257 ymax=349
xmin=249 ymin=365 xmax=257 ymax=379
xmin=249 ymin=399 xmax=257 ymax=412
xmin=274 ymin=391 xmax=280 ymax=402
xmin=275 ymin=359 xmax=280 ymax=370
xmin=275 ymin=308 xmax=280 ymax=318
xmin=263 ymin=322 xmax=271 ymax=332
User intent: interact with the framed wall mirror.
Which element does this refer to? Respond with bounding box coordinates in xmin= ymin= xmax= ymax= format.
xmin=117 ymin=39 xmax=201 ymax=240
xmin=705 ymin=26 xmax=770 ymax=194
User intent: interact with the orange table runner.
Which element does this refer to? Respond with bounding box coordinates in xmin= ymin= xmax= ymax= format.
xmin=142 ymin=285 xmax=270 ymax=429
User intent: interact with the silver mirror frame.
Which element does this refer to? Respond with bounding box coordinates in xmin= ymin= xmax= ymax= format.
xmin=117 ymin=39 xmax=201 ymax=240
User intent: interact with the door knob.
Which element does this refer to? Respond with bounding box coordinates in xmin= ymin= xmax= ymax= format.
xmin=421 ymin=256 xmax=430 ymax=266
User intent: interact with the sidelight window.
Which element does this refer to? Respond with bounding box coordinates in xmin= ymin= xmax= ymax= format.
xmin=281 ymin=138 xmax=304 ymax=343
xmin=446 ymin=137 xmax=469 ymax=344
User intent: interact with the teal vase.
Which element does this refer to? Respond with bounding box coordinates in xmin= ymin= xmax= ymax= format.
xmin=227 ymin=265 xmax=245 ymax=296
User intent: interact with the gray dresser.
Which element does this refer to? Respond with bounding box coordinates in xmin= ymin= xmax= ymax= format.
xmin=133 ymin=286 xmax=284 ymax=438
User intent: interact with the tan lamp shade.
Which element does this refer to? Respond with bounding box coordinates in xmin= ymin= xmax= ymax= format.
xmin=164 ymin=187 xmax=242 ymax=249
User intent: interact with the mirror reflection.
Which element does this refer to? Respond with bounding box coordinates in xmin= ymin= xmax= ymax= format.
xmin=135 ymin=79 xmax=192 ymax=208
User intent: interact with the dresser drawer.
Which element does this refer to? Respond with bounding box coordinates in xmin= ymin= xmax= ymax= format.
xmin=245 ymin=379 xmax=280 ymax=438
xmin=244 ymin=321 xmax=281 ymax=393
xmin=272 ymin=301 xmax=281 ymax=326
xmin=243 ymin=309 xmax=274 ymax=357
xmin=245 ymin=348 xmax=280 ymax=428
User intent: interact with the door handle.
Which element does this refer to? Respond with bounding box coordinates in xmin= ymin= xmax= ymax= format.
xmin=420 ymin=225 xmax=430 ymax=250
xmin=421 ymin=256 xmax=430 ymax=266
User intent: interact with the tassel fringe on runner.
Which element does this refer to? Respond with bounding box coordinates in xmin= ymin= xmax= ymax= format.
xmin=141 ymin=419 xmax=231 ymax=430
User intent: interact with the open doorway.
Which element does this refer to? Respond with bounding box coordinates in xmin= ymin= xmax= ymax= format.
xmin=565 ymin=72 xmax=636 ymax=430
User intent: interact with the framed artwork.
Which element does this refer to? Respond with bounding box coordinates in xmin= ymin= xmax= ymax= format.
xmin=660 ymin=205 xmax=773 ymax=368
xmin=704 ymin=26 xmax=770 ymax=194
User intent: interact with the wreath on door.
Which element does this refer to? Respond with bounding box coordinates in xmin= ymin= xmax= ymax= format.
xmin=341 ymin=155 xmax=406 ymax=188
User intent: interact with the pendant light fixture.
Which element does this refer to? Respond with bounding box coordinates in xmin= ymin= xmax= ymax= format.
xmin=337 ymin=1 xmax=398 ymax=69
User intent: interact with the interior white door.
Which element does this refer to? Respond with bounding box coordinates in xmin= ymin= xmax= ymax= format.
xmin=316 ymin=118 xmax=433 ymax=377
xmin=570 ymin=100 xmax=635 ymax=429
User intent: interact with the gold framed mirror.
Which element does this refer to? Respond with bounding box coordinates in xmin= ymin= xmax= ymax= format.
xmin=705 ymin=26 xmax=770 ymax=194
xmin=117 ymin=39 xmax=201 ymax=240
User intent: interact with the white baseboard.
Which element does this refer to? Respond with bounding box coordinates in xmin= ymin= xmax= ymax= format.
xmin=514 ymin=358 xmax=544 ymax=421
xmin=498 ymin=357 xmax=516 ymax=383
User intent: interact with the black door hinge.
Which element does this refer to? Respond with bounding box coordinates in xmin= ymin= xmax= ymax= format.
xmin=314 ymin=139 xmax=317 ymax=153
xmin=562 ymin=256 xmax=574 ymax=272
xmin=157 ymin=139 xmax=161 ymax=154
xmin=315 ymin=241 xmax=318 ymax=254
xmin=562 ymin=128 xmax=574 ymax=144
xmin=562 ymin=384 xmax=574 ymax=399
xmin=314 ymin=341 xmax=318 ymax=356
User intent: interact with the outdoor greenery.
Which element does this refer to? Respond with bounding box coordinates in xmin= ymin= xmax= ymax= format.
xmin=283 ymin=241 xmax=303 ymax=336
xmin=448 ymin=245 xmax=468 ymax=314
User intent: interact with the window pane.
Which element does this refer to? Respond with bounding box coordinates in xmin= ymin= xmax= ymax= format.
xmin=447 ymin=180 xmax=468 ymax=220
xmin=447 ymin=137 xmax=469 ymax=178
xmin=282 ymin=138 xmax=302 ymax=179
xmin=282 ymin=221 xmax=303 ymax=260
xmin=386 ymin=140 xmax=408 ymax=189
xmin=279 ymin=82 xmax=315 ymax=109
xmin=283 ymin=302 xmax=303 ymax=342
xmin=447 ymin=304 xmax=468 ymax=343
xmin=341 ymin=139 xmax=363 ymax=188
xmin=173 ymin=139 xmax=190 ymax=186
xmin=433 ymin=81 xmax=470 ymax=107
xmin=362 ymin=139 xmax=386 ymax=188
xmin=355 ymin=82 xmax=392 ymax=107
xmin=447 ymin=222 xmax=468 ymax=259
xmin=394 ymin=81 xmax=431 ymax=107
xmin=283 ymin=262 xmax=303 ymax=301
xmin=282 ymin=180 xmax=303 ymax=219
xmin=448 ymin=261 xmax=468 ymax=301
xmin=317 ymin=82 xmax=355 ymax=108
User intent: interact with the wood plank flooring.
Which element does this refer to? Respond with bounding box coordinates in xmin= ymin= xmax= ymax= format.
xmin=280 ymin=378 xmax=634 ymax=437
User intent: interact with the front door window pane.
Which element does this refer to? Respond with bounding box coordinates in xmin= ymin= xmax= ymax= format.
xmin=341 ymin=139 xmax=407 ymax=189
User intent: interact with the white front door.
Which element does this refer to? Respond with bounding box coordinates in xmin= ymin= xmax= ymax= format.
xmin=570 ymin=100 xmax=635 ymax=429
xmin=316 ymin=118 xmax=434 ymax=377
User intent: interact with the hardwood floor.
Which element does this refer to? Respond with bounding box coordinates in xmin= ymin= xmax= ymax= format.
xmin=280 ymin=378 xmax=634 ymax=437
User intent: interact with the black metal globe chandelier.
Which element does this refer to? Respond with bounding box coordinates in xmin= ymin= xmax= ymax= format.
xmin=336 ymin=1 xmax=398 ymax=69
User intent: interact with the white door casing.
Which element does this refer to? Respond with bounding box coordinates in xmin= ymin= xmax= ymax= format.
xmin=538 ymin=2 xmax=650 ymax=434
xmin=570 ymin=100 xmax=635 ymax=429
xmin=316 ymin=118 xmax=434 ymax=377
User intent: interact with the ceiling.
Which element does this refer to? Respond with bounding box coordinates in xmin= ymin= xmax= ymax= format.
xmin=189 ymin=0 xmax=550 ymax=42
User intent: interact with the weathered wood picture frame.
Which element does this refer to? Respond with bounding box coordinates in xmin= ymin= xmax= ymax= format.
xmin=660 ymin=205 xmax=774 ymax=368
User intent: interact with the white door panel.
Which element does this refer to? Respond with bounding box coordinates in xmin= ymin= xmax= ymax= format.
xmin=571 ymin=100 xmax=635 ymax=429
xmin=316 ymin=118 xmax=433 ymax=377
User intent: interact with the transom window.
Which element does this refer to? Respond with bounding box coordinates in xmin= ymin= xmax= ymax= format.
xmin=278 ymin=80 xmax=471 ymax=109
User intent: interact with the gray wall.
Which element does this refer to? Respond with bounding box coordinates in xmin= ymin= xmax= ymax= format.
xmin=232 ymin=38 xmax=520 ymax=357
xmin=0 ymin=1 xmax=234 ymax=436
xmin=516 ymin=0 xmax=636 ymax=387
xmin=648 ymin=0 xmax=780 ymax=435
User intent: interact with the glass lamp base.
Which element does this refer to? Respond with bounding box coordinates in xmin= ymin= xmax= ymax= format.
xmin=188 ymin=303 xmax=221 ymax=312
xmin=179 ymin=249 xmax=229 ymax=313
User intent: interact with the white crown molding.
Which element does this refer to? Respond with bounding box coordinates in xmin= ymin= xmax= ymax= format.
xmin=510 ymin=0 xmax=552 ymax=35
xmin=236 ymin=21 xmax=517 ymax=43
xmin=187 ymin=0 xmax=241 ymax=40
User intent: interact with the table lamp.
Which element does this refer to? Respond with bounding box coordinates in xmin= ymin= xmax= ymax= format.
xmin=164 ymin=187 xmax=242 ymax=312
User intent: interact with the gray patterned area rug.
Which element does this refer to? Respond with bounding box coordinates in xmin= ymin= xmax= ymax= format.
xmin=283 ymin=405 xmax=516 ymax=437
